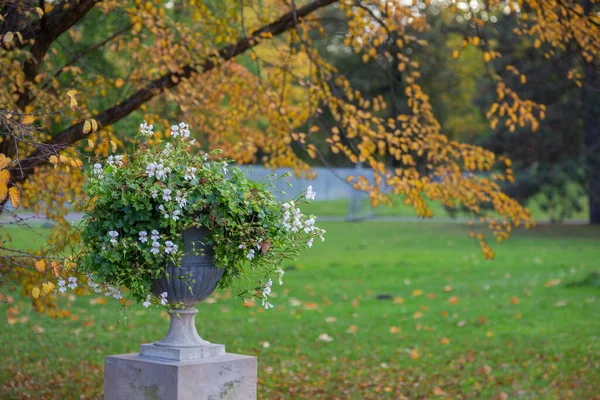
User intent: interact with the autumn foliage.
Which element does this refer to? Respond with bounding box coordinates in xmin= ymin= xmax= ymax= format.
xmin=0 ymin=0 xmax=598 ymax=309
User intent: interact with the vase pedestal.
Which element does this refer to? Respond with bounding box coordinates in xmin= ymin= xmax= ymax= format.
xmin=104 ymin=352 xmax=257 ymax=400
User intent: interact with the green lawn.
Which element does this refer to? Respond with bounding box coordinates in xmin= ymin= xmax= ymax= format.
xmin=1 ymin=221 xmax=599 ymax=399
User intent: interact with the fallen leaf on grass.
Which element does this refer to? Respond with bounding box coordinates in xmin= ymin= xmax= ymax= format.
xmin=325 ymin=316 xmax=337 ymax=323
xmin=441 ymin=338 xmax=450 ymax=345
xmin=347 ymin=325 xmax=358 ymax=333
xmin=393 ymin=297 xmax=404 ymax=304
xmin=318 ymin=333 xmax=333 ymax=342
xmin=510 ymin=296 xmax=520 ymax=304
xmin=389 ymin=326 xmax=401 ymax=334
xmin=412 ymin=289 xmax=423 ymax=296
xmin=410 ymin=349 xmax=420 ymax=359
xmin=448 ymin=296 xmax=459 ymax=304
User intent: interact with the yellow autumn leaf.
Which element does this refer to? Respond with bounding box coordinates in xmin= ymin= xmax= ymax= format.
xmin=70 ymin=96 xmax=78 ymax=110
xmin=0 ymin=169 xmax=9 ymax=185
xmin=42 ymin=283 xmax=51 ymax=294
xmin=21 ymin=115 xmax=35 ymax=125
xmin=452 ymin=50 xmax=459 ymax=59
xmin=9 ymin=187 xmax=21 ymax=208
xmin=0 ymin=184 xmax=7 ymax=202
xmin=0 ymin=154 xmax=10 ymax=169
xmin=3 ymin=31 xmax=14 ymax=44
xmin=534 ymin=39 xmax=541 ymax=49
xmin=83 ymin=120 xmax=92 ymax=134
xmin=35 ymin=7 xmax=44 ymax=17
xmin=110 ymin=140 xmax=117 ymax=152
xmin=91 ymin=119 xmax=98 ymax=131
xmin=66 ymin=90 xmax=77 ymax=97
xmin=35 ymin=259 xmax=46 ymax=272
xmin=49 ymin=155 xmax=59 ymax=165
xmin=115 ymin=78 xmax=125 ymax=88
xmin=32 ymin=287 xmax=40 ymax=299
xmin=483 ymin=52 xmax=491 ymax=62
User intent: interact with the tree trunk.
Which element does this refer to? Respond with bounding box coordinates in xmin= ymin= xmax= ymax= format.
xmin=583 ymin=61 xmax=600 ymax=224
xmin=582 ymin=0 xmax=600 ymax=224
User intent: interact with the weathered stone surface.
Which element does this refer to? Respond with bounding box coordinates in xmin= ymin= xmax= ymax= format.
xmin=139 ymin=343 xmax=226 ymax=361
xmin=104 ymin=353 xmax=257 ymax=400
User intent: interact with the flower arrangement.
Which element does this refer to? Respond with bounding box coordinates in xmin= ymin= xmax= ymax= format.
xmin=75 ymin=121 xmax=324 ymax=309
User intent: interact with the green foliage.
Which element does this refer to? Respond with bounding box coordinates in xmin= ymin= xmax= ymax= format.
xmin=78 ymin=122 xmax=324 ymax=307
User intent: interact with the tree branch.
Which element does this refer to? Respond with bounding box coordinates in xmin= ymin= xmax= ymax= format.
xmin=9 ymin=0 xmax=337 ymax=182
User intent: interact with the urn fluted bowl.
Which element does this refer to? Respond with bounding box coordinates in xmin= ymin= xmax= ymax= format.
xmin=151 ymin=226 xmax=224 ymax=307
xmin=149 ymin=226 xmax=224 ymax=349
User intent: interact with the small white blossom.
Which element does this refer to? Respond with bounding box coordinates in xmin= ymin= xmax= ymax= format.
xmin=151 ymin=241 xmax=160 ymax=254
xmin=172 ymin=209 xmax=181 ymax=221
xmin=114 ymin=155 xmax=124 ymax=166
xmin=175 ymin=191 xmax=187 ymax=208
xmin=108 ymin=230 xmax=119 ymax=245
xmin=184 ymin=167 xmax=197 ymax=181
xmin=222 ymin=161 xmax=228 ymax=175
xmin=139 ymin=231 xmax=148 ymax=243
xmin=305 ymin=185 xmax=316 ymax=201
xmin=151 ymin=190 xmax=158 ymax=199
xmin=263 ymin=279 xmax=273 ymax=297
xmin=238 ymin=244 xmax=246 ymax=249
xmin=140 ymin=120 xmax=154 ymax=136
xmin=307 ymin=238 xmax=314 ymax=248
xmin=146 ymin=162 xmax=157 ymax=177
xmin=143 ymin=295 xmax=151 ymax=308
xmin=151 ymin=230 xmax=160 ymax=241
xmin=262 ymin=300 xmax=274 ymax=309
xmin=276 ymin=269 xmax=285 ymax=285
xmin=179 ymin=122 xmax=190 ymax=139
xmin=93 ymin=163 xmax=103 ymax=177
xmin=164 ymin=241 xmax=178 ymax=254
xmin=58 ymin=279 xmax=67 ymax=293
xmin=68 ymin=276 xmax=78 ymax=290
xmin=160 ymin=292 xmax=168 ymax=306
xmin=170 ymin=125 xmax=180 ymax=137
xmin=246 ymin=249 xmax=255 ymax=260
xmin=107 ymin=156 xmax=115 ymax=167
xmin=162 ymin=189 xmax=172 ymax=202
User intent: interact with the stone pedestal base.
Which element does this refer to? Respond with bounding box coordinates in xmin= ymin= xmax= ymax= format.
xmin=104 ymin=353 xmax=257 ymax=400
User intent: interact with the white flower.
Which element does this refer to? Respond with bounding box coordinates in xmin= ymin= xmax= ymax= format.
xmin=108 ymin=230 xmax=119 ymax=245
xmin=143 ymin=295 xmax=151 ymax=308
xmin=179 ymin=122 xmax=190 ymax=139
xmin=172 ymin=209 xmax=180 ymax=221
xmin=139 ymin=231 xmax=148 ymax=243
xmin=140 ymin=120 xmax=154 ymax=136
xmin=146 ymin=162 xmax=157 ymax=177
xmin=151 ymin=190 xmax=158 ymax=199
xmin=160 ymin=292 xmax=168 ymax=306
xmin=306 ymin=185 xmax=316 ymax=201
xmin=238 ymin=243 xmax=246 ymax=249
xmin=262 ymin=300 xmax=274 ymax=309
xmin=246 ymin=249 xmax=255 ymax=260
xmin=307 ymin=238 xmax=314 ymax=248
xmin=175 ymin=191 xmax=187 ymax=208
xmin=68 ymin=276 xmax=78 ymax=290
xmin=107 ymin=156 xmax=115 ymax=166
xmin=151 ymin=230 xmax=160 ymax=241
xmin=58 ymin=279 xmax=67 ymax=293
xmin=114 ymin=155 xmax=124 ymax=166
xmin=184 ymin=167 xmax=197 ymax=181
xmin=170 ymin=125 xmax=180 ymax=137
xmin=263 ymin=279 xmax=273 ymax=297
xmin=276 ymin=269 xmax=285 ymax=285
xmin=164 ymin=241 xmax=178 ymax=254
xmin=162 ymin=189 xmax=172 ymax=202
xmin=222 ymin=161 xmax=228 ymax=175
xmin=93 ymin=163 xmax=103 ymax=176
xmin=151 ymin=241 xmax=160 ymax=254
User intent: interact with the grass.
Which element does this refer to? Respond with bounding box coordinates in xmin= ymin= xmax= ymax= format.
xmin=1 ymin=221 xmax=599 ymax=399
xmin=299 ymin=194 xmax=590 ymax=222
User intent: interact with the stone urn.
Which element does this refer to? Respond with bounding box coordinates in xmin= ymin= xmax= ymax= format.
xmin=139 ymin=226 xmax=225 ymax=361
